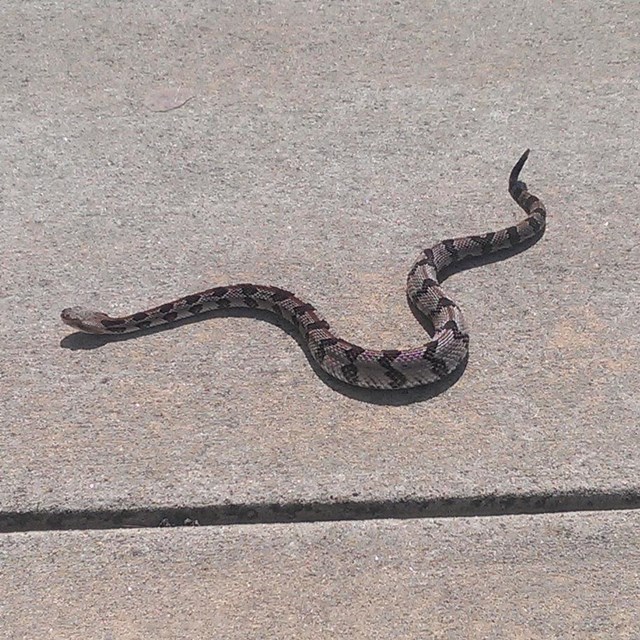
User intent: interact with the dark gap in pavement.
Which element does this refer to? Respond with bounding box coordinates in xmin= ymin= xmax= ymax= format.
xmin=1 ymin=489 xmax=639 ymax=533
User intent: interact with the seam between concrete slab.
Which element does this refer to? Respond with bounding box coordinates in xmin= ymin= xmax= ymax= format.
xmin=1 ymin=489 xmax=639 ymax=533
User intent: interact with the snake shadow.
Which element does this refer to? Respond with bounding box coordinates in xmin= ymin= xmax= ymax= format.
xmin=60 ymin=203 xmax=543 ymax=406
xmin=61 ymin=305 xmax=468 ymax=405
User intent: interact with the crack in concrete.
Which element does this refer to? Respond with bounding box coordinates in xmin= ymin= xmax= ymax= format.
xmin=2 ymin=489 xmax=639 ymax=533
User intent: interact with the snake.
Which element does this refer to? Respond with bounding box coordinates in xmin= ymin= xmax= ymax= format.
xmin=61 ymin=150 xmax=547 ymax=390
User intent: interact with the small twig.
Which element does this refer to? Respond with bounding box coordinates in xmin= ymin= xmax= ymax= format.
xmin=147 ymin=95 xmax=195 ymax=113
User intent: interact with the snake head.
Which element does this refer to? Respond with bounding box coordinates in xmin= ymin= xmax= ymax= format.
xmin=60 ymin=306 xmax=112 ymax=334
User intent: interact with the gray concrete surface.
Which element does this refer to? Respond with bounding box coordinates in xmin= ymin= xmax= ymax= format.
xmin=1 ymin=0 xmax=638 ymax=636
xmin=2 ymin=0 xmax=638 ymax=519
xmin=2 ymin=512 xmax=639 ymax=639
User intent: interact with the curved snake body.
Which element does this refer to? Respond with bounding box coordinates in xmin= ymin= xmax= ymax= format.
xmin=61 ymin=150 xmax=547 ymax=389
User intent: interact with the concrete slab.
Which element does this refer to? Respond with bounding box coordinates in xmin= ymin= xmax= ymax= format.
xmin=1 ymin=1 xmax=638 ymax=519
xmin=2 ymin=512 xmax=638 ymax=639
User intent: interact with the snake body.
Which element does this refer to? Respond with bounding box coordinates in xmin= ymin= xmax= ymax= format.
xmin=61 ymin=150 xmax=546 ymax=389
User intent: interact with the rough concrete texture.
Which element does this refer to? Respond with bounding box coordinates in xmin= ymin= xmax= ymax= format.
xmin=2 ymin=512 xmax=639 ymax=639
xmin=2 ymin=0 xmax=638 ymax=517
xmin=0 ymin=0 xmax=638 ymax=636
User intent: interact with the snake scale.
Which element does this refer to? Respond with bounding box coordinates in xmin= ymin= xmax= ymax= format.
xmin=62 ymin=150 xmax=547 ymax=389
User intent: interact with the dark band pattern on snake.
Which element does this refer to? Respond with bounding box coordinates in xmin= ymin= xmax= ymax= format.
xmin=61 ymin=150 xmax=547 ymax=389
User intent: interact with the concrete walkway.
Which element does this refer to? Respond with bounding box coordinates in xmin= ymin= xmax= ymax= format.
xmin=1 ymin=1 xmax=638 ymax=637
